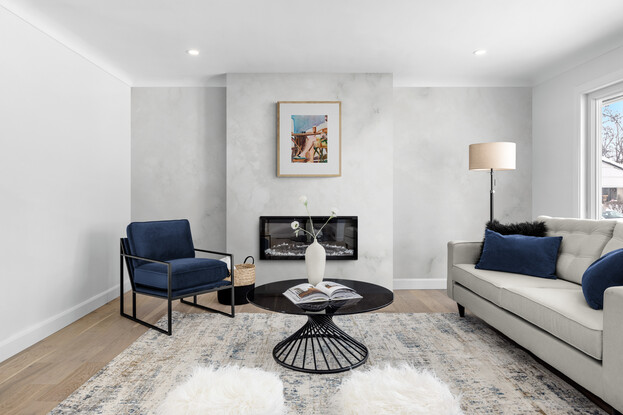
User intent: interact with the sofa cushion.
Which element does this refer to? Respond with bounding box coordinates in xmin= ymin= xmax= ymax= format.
xmin=501 ymin=286 xmax=603 ymax=360
xmin=538 ymin=216 xmax=616 ymax=284
xmin=582 ymin=248 xmax=623 ymax=310
xmin=134 ymin=258 xmax=228 ymax=291
xmin=476 ymin=229 xmax=562 ymax=279
xmin=601 ymin=220 xmax=623 ymax=256
xmin=477 ymin=219 xmax=548 ymax=260
xmin=453 ymin=264 xmax=578 ymax=306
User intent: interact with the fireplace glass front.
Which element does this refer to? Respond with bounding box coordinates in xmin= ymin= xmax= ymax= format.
xmin=259 ymin=216 xmax=358 ymax=260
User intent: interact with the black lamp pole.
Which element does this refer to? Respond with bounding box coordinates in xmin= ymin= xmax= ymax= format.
xmin=489 ymin=168 xmax=495 ymax=223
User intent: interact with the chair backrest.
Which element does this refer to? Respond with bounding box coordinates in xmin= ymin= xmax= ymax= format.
xmin=126 ymin=219 xmax=195 ymax=267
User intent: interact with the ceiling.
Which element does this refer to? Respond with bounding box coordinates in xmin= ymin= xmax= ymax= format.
xmin=3 ymin=0 xmax=623 ymax=87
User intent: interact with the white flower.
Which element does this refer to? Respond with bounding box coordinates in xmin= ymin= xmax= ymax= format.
xmin=291 ymin=221 xmax=300 ymax=229
xmin=331 ymin=207 xmax=339 ymax=216
xmin=299 ymin=195 xmax=308 ymax=205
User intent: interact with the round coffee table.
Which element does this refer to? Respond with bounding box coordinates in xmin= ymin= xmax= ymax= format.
xmin=247 ymin=279 xmax=393 ymax=374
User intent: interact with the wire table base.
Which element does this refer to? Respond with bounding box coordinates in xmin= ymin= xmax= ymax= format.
xmin=272 ymin=314 xmax=368 ymax=374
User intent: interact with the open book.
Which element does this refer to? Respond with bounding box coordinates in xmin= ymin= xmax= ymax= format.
xmin=283 ymin=281 xmax=362 ymax=304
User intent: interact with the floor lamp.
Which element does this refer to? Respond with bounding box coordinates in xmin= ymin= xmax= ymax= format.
xmin=469 ymin=142 xmax=516 ymax=222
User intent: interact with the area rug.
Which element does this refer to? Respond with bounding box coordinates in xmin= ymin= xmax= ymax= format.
xmin=49 ymin=312 xmax=606 ymax=414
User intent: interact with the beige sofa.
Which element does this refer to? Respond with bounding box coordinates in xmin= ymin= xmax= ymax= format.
xmin=447 ymin=216 xmax=623 ymax=414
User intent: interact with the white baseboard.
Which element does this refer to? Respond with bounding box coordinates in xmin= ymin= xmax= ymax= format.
xmin=393 ymin=278 xmax=446 ymax=290
xmin=0 ymin=284 xmax=123 ymax=364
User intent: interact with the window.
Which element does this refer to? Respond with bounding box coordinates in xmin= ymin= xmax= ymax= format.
xmin=600 ymin=97 xmax=623 ymax=218
xmin=588 ymin=83 xmax=623 ymax=219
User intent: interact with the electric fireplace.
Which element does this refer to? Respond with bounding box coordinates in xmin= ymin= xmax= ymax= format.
xmin=259 ymin=216 xmax=358 ymax=260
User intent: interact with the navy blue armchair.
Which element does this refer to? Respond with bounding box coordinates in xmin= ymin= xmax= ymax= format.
xmin=120 ymin=219 xmax=234 ymax=335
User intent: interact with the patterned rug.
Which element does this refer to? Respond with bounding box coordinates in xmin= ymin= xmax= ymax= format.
xmin=49 ymin=312 xmax=605 ymax=414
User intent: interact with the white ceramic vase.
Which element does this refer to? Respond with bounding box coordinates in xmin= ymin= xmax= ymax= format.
xmin=305 ymin=238 xmax=326 ymax=285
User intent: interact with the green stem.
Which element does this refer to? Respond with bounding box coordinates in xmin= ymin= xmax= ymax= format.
xmin=305 ymin=204 xmax=316 ymax=238
xmin=315 ymin=215 xmax=335 ymax=237
xmin=297 ymin=227 xmax=316 ymax=239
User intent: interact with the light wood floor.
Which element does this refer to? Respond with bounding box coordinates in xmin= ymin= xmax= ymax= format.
xmin=0 ymin=289 xmax=456 ymax=415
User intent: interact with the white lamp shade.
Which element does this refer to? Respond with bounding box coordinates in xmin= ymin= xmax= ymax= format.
xmin=469 ymin=142 xmax=516 ymax=171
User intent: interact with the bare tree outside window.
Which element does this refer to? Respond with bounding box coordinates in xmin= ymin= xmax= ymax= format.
xmin=602 ymin=106 xmax=623 ymax=163
xmin=601 ymin=99 xmax=623 ymax=217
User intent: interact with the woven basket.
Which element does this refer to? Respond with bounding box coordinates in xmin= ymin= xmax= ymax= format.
xmin=226 ymin=256 xmax=255 ymax=287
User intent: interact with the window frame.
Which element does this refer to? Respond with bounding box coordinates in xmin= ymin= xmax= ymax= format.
xmin=587 ymin=82 xmax=623 ymax=219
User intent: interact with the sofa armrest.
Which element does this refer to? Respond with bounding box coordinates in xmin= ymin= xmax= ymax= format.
xmin=447 ymin=241 xmax=482 ymax=299
xmin=603 ymin=286 xmax=623 ymax=412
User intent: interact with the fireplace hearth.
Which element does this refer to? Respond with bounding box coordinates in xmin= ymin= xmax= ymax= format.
xmin=260 ymin=216 xmax=358 ymax=260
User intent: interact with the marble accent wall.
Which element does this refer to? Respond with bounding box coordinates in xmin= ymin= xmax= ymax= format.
xmin=131 ymin=87 xmax=227 ymax=249
xmin=226 ymin=74 xmax=394 ymax=289
xmin=393 ymin=87 xmax=532 ymax=282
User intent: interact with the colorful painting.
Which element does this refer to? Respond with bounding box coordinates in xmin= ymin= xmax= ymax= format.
xmin=290 ymin=115 xmax=328 ymax=163
xmin=277 ymin=102 xmax=341 ymax=177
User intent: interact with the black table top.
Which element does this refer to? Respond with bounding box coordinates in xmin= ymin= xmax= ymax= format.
xmin=246 ymin=279 xmax=393 ymax=316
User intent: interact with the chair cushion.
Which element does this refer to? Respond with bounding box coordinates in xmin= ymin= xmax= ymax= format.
xmin=134 ymin=258 xmax=228 ymax=291
xmin=476 ymin=229 xmax=562 ymax=279
xmin=453 ymin=264 xmax=578 ymax=306
xmin=127 ymin=219 xmax=195 ymax=267
xmin=135 ymin=280 xmax=231 ymax=298
xmin=582 ymin=248 xmax=623 ymax=310
xmin=501 ymin=286 xmax=604 ymax=360
xmin=538 ymin=216 xmax=616 ymax=284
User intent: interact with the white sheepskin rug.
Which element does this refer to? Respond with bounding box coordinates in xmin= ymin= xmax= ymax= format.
xmin=338 ymin=364 xmax=463 ymax=415
xmin=158 ymin=365 xmax=287 ymax=415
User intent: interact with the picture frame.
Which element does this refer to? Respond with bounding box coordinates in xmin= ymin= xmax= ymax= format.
xmin=277 ymin=101 xmax=341 ymax=177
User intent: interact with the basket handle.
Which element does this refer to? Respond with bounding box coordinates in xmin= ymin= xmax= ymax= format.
xmin=244 ymin=255 xmax=255 ymax=264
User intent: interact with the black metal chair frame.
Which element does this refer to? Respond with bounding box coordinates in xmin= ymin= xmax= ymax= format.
xmin=120 ymin=239 xmax=235 ymax=335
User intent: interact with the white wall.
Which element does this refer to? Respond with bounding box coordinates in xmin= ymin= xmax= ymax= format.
xmin=131 ymin=87 xmax=226 ymax=249
xmin=226 ymin=74 xmax=394 ymax=289
xmin=393 ymin=88 xmax=533 ymax=287
xmin=533 ymin=46 xmax=623 ymax=218
xmin=0 ymin=7 xmax=130 ymax=362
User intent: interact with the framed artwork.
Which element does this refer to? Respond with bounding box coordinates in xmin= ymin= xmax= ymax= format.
xmin=277 ymin=101 xmax=341 ymax=177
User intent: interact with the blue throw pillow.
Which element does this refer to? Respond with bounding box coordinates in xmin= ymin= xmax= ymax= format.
xmin=582 ymin=248 xmax=623 ymax=310
xmin=476 ymin=229 xmax=562 ymax=279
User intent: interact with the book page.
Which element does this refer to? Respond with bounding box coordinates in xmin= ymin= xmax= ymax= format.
xmin=315 ymin=281 xmax=352 ymax=297
xmin=286 ymin=284 xmax=329 ymax=303
xmin=289 ymin=283 xmax=314 ymax=294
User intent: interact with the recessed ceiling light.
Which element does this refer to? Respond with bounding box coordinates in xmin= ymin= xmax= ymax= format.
xmin=473 ymin=49 xmax=487 ymax=56
xmin=187 ymin=49 xmax=200 ymax=56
